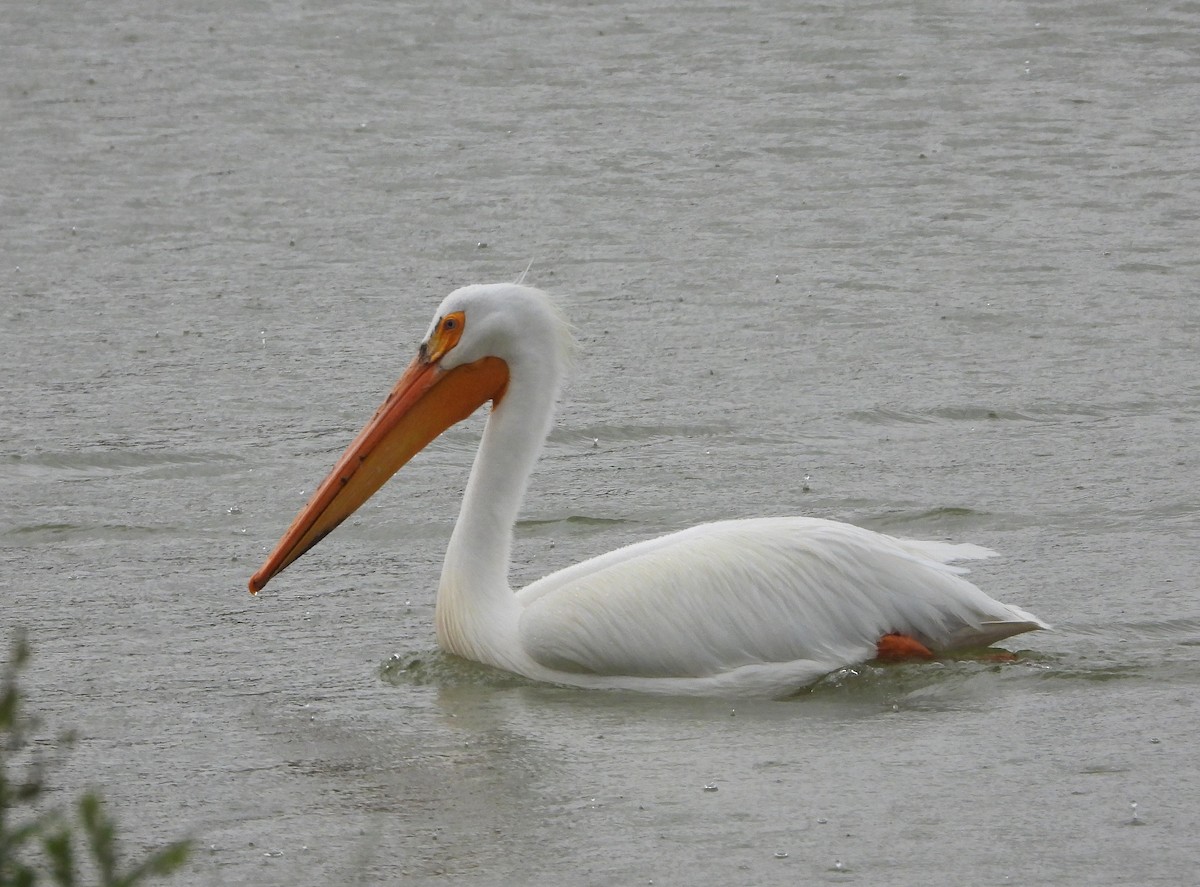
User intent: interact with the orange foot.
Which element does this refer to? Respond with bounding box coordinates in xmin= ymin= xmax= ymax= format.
xmin=875 ymin=632 xmax=936 ymax=662
xmin=979 ymin=649 xmax=1019 ymax=663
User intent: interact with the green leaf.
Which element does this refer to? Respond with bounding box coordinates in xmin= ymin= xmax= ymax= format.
xmin=43 ymin=824 xmax=76 ymax=887
xmin=3 ymin=633 xmax=191 ymax=886
xmin=120 ymin=840 xmax=191 ymax=885
xmin=79 ymin=793 xmax=119 ymax=886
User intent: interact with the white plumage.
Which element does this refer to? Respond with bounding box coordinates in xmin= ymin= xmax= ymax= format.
xmin=251 ymin=283 xmax=1047 ymax=697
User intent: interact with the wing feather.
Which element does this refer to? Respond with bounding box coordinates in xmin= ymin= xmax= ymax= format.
xmin=516 ymin=517 xmax=1045 ymax=678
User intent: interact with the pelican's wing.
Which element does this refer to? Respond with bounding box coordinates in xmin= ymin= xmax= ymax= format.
xmin=516 ymin=517 xmax=1045 ymax=679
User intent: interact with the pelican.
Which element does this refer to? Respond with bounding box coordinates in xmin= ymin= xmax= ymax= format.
xmin=249 ymin=283 xmax=1047 ymax=696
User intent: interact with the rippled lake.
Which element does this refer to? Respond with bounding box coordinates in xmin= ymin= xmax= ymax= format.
xmin=3 ymin=0 xmax=1198 ymax=884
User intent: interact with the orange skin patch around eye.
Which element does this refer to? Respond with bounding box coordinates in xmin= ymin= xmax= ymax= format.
xmin=875 ymin=633 xmax=936 ymax=662
xmin=427 ymin=310 xmax=466 ymax=361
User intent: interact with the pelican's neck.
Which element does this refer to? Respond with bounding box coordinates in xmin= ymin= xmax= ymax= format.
xmin=435 ymin=363 xmax=559 ymax=669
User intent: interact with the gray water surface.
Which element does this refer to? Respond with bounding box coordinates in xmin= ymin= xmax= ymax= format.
xmin=3 ymin=1 xmax=1199 ymax=884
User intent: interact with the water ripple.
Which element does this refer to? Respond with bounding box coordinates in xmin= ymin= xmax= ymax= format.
xmin=3 ymin=449 xmax=238 ymax=480
xmin=380 ymin=649 xmax=537 ymax=691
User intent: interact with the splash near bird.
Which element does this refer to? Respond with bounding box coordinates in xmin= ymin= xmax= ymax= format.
xmin=249 ymin=284 xmax=1047 ymax=696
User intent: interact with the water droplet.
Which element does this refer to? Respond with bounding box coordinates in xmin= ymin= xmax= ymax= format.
xmin=703 ymin=783 xmax=718 ymax=792
xmin=817 ymin=817 xmax=828 ymax=824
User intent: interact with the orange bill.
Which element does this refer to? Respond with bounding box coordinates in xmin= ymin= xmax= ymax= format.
xmin=248 ymin=353 xmax=509 ymax=593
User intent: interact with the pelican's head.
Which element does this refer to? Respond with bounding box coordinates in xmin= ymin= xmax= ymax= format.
xmin=417 ymin=285 xmax=575 ymax=405
xmin=248 ymin=283 xmax=570 ymax=594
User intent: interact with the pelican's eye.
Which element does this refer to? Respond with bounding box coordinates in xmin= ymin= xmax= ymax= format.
xmin=427 ymin=310 xmax=466 ymax=362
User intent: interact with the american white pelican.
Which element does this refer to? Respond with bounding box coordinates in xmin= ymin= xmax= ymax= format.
xmin=249 ymin=283 xmax=1047 ymax=696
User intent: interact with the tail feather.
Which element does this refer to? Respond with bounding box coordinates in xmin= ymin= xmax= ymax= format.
xmin=909 ymin=540 xmax=999 ymax=564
